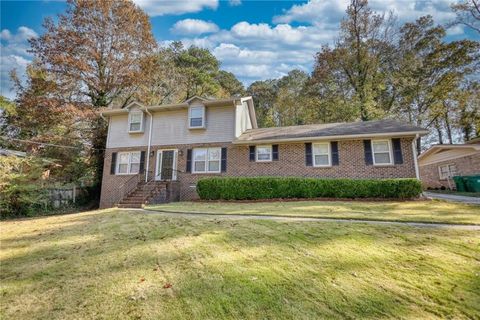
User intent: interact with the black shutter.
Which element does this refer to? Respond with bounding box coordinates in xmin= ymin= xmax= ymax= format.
xmin=331 ymin=141 xmax=339 ymax=166
xmin=305 ymin=143 xmax=312 ymax=166
xmin=186 ymin=149 xmax=192 ymax=173
xmin=221 ymin=147 xmax=227 ymax=172
xmin=249 ymin=146 xmax=256 ymax=161
xmin=392 ymin=138 xmax=403 ymax=164
xmin=110 ymin=152 xmax=117 ymax=175
xmin=272 ymin=145 xmax=279 ymax=161
xmin=139 ymin=151 xmax=146 ymax=173
xmin=364 ymin=140 xmax=373 ymax=165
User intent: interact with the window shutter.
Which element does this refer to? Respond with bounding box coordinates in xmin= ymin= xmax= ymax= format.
xmin=272 ymin=145 xmax=279 ymax=161
xmin=305 ymin=143 xmax=312 ymax=166
xmin=364 ymin=140 xmax=373 ymax=165
xmin=249 ymin=146 xmax=256 ymax=161
xmin=110 ymin=152 xmax=117 ymax=175
xmin=139 ymin=151 xmax=146 ymax=173
xmin=221 ymin=147 xmax=227 ymax=172
xmin=186 ymin=149 xmax=192 ymax=173
xmin=392 ymin=138 xmax=403 ymax=164
xmin=331 ymin=141 xmax=339 ymax=166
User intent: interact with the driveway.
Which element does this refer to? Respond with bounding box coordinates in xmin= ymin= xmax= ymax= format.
xmin=424 ymin=192 xmax=480 ymax=205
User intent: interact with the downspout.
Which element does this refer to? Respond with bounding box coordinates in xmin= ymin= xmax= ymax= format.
xmin=412 ymin=134 xmax=420 ymax=180
xmin=145 ymin=108 xmax=153 ymax=182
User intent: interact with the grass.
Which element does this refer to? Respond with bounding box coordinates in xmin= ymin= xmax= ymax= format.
xmin=1 ymin=209 xmax=479 ymax=319
xmin=427 ymin=190 xmax=480 ymax=198
xmin=147 ymin=200 xmax=480 ymax=225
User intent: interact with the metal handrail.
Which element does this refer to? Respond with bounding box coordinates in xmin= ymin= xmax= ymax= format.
xmin=112 ymin=170 xmax=151 ymax=206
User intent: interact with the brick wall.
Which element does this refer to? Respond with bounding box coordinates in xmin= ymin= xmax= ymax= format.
xmin=419 ymin=154 xmax=480 ymax=189
xmin=100 ymin=138 xmax=416 ymax=207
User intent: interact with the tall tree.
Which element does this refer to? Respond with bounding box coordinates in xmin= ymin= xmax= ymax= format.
xmin=216 ymin=70 xmax=245 ymax=97
xmin=247 ymin=80 xmax=279 ymax=127
xmin=311 ymin=0 xmax=396 ymax=121
xmin=273 ymin=70 xmax=310 ymax=126
xmin=29 ymin=0 xmax=157 ymax=185
xmin=450 ymin=0 xmax=480 ymax=33
xmin=171 ymin=42 xmax=221 ymax=100
xmin=393 ymin=15 xmax=479 ymax=152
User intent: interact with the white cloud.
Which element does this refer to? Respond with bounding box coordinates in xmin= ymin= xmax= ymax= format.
xmin=0 ymin=26 xmax=37 ymax=99
xmin=229 ymin=0 xmax=242 ymax=6
xmin=0 ymin=29 xmax=12 ymax=40
xmin=274 ymin=0 xmax=457 ymax=27
xmin=133 ymin=0 xmax=218 ymax=16
xmin=171 ymin=19 xmax=219 ymax=35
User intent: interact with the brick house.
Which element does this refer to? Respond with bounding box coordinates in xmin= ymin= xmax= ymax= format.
xmin=418 ymin=140 xmax=480 ymax=189
xmin=99 ymin=96 xmax=428 ymax=208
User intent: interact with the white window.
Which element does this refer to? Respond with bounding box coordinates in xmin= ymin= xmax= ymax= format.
xmin=116 ymin=151 xmax=141 ymax=175
xmin=313 ymin=142 xmax=331 ymax=167
xmin=128 ymin=112 xmax=143 ymax=133
xmin=256 ymin=145 xmax=272 ymax=162
xmin=189 ymin=105 xmax=205 ymax=128
xmin=371 ymin=140 xmax=393 ymax=165
xmin=438 ymin=164 xmax=457 ymax=180
xmin=193 ymin=148 xmax=221 ymax=173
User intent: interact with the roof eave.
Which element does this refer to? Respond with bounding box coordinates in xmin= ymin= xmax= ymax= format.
xmin=233 ymin=130 xmax=429 ymax=145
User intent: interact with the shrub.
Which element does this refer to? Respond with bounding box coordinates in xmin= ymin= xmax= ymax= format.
xmin=197 ymin=177 xmax=422 ymax=200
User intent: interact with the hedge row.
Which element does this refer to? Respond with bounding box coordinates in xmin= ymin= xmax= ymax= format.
xmin=197 ymin=177 xmax=422 ymax=200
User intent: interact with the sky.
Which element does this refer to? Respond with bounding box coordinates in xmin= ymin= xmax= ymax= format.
xmin=1 ymin=0 xmax=479 ymax=100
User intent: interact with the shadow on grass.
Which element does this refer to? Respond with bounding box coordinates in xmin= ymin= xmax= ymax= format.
xmin=1 ymin=210 xmax=479 ymax=319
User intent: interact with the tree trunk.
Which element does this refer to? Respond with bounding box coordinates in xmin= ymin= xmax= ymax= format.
xmin=435 ymin=120 xmax=443 ymax=144
xmin=444 ymin=112 xmax=453 ymax=144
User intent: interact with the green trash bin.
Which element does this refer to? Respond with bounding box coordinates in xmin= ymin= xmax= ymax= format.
xmin=453 ymin=176 xmax=466 ymax=192
xmin=464 ymin=175 xmax=480 ymax=192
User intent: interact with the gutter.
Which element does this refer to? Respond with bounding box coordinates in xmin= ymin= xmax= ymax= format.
xmin=412 ymin=134 xmax=420 ymax=180
xmin=232 ymin=130 xmax=429 ymax=145
xmin=144 ymin=108 xmax=153 ymax=183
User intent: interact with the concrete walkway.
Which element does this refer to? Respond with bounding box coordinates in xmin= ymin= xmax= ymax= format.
xmin=424 ymin=192 xmax=480 ymax=205
xmin=131 ymin=208 xmax=480 ymax=230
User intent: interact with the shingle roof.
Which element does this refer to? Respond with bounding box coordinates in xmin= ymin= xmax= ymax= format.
xmin=235 ymin=119 xmax=428 ymax=143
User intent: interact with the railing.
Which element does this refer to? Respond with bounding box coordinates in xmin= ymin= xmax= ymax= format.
xmin=111 ymin=171 xmax=145 ymax=206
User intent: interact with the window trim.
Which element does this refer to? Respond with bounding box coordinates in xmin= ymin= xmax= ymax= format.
xmin=116 ymin=151 xmax=141 ymax=175
xmin=192 ymin=147 xmax=221 ymax=174
xmin=188 ymin=105 xmax=206 ymax=129
xmin=438 ymin=163 xmax=457 ymax=180
xmin=312 ymin=142 xmax=331 ymax=167
xmin=371 ymin=139 xmax=393 ymax=166
xmin=255 ymin=145 xmax=272 ymax=162
xmin=128 ymin=111 xmax=144 ymax=133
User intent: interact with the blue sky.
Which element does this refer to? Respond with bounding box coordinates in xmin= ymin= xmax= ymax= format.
xmin=1 ymin=0 xmax=479 ymax=99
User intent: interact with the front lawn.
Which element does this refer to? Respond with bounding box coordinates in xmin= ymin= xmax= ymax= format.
xmin=1 ymin=209 xmax=479 ymax=319
xmin=147 ymin=200 xmax=480 ymax=225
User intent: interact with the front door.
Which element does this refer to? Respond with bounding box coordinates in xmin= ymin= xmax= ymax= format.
xmin=156 ymin=150 xmax=177 ymax=181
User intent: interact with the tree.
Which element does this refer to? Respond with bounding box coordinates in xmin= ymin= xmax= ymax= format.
xmin=450 ymin=0 xmax=480 ymax=33
xmin=29 ymin=0 xmax=157 ymax=185
xmin=171 ymin=42 xmax=221 ymax=100
xmin=311 ymin=0 xmax=396 ymax=121
xmin=273 ymin=70 xmax=310 ymax=126
xmin=247 ymin=80 xmax=279 ymax=127
xmin=393 ymin=15 xmax=479 ymax=152
xmin=216 ymin=70 xmax=245 ymax=97
xmin=137 ymin=45 xmax=187 ymax=105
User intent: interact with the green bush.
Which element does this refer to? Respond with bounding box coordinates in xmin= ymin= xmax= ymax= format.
xmin=197 ymin=177 xmax=422 ymax=200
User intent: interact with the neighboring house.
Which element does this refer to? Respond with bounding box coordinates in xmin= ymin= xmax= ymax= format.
xmin=418 ymin=140 xmax=480 ymax=189
xmin=99 ymin=96 xmax=428 ymax=208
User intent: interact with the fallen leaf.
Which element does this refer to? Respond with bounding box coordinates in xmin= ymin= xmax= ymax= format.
xmin=140 ymin=277 xmax=145 ymax=282
xmin=163 ymin=283 xmax=172 ymax=289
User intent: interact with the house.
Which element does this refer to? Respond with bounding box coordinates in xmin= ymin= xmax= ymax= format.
xmin=99 ymin=96 xmax=428 ymax=208
xmin=418 ymin=139 xmax=480 ymax=189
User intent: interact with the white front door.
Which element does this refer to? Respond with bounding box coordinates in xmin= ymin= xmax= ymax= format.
xmin=155 ymin=149 xmax=178 ymax=181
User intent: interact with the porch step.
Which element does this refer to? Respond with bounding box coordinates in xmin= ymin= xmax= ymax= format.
xmin=115 ymin=181 xmax=178 ymax=208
